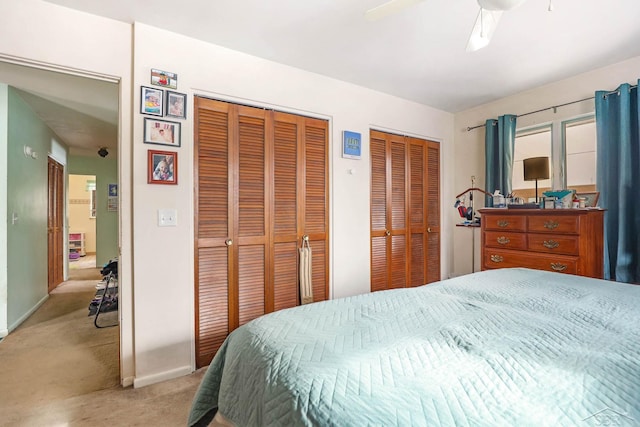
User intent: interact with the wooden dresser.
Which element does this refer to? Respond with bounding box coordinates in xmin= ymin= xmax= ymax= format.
xmin=479 ymin=208 xmax=604 ymax=278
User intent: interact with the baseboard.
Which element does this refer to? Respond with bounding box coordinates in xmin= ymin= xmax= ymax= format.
xmin=133 ymin=365 xmax=192 ymax=388
xmin=8 ymin=294 xmax=49 ymax=333
xmin=0 ymin=328 xmax=8 ymax=338
xmin=121 ymin=376 xmax=134 ymax=388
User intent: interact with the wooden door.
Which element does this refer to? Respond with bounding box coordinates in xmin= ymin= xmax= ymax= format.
xmin=195 ymin=98 xmax=329 ymax=367
xmin=370 ymin=130 xmax=440 ymax=291
xmin=47 ymin=157 xmax=64 ymax=292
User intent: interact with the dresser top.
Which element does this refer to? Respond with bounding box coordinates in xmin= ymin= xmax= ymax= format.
xmin=479 ymin=208 xmax=605 ymax=216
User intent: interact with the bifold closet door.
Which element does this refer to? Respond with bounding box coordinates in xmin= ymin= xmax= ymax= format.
xmin=370 ymin=130 xmax=440 ymax=292
xmin=272 ymin=112 xmax=329 ymax=310
xmin=195 ymin=98 xmax=329 ymax=367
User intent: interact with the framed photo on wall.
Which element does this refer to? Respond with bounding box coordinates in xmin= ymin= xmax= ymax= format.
xmin=342 ymin=130 xmax=362 ymax=159
xmin=165 ymin=91 xmax=186 ymax=119
xmin=143 ymin=118 xmax=181 ymax=147
xmin=151 ymin=68 xmax=178 ymax=89
xmin=140 ymin=86 xmax=164 ymax=116
xmin=148 ymin=150 xmax=177 ymax=185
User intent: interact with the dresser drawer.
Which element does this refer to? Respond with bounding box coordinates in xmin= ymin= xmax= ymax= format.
xmin=528 ymin=215 xmax=579 ymax=234
xmin=483 ymin=249 xmax=578 ymax=275
xmin=527 ymin=234 xmax=579 ymax=256
xmin=484 ymin=231 xmax=527 ymax=250
xmin=483 ymin=215 xmax=526 ymax=232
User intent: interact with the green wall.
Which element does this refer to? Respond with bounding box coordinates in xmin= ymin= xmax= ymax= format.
xmin=0 ymin=84 xmax=8 ymax=336
xmin=6 ymin=87 xmax=53 ymax=329
xmin=68 ymin=155 xmax=118 ymax=267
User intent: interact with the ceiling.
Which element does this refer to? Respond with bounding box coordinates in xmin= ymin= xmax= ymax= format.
xmin=0 ymin=61 xmax=118 ymax=156
xmin=45 ymin=0 xmax=640 ymax=113
xmin=3 ymin=0 xmax=640 ymax=154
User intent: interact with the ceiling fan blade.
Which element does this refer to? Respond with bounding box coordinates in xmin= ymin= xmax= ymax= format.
xmin=466 ymin=8 xmax=503 ymax=52
xmin=364 ymin=0 xmax=426 ymax=21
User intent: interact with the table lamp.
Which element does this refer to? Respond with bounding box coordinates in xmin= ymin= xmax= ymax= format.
xmin=523 ymin=156 xmax=549 ymax=203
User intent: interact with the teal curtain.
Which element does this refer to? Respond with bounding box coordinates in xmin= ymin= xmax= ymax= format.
xmin=485 ymin=114 xmax=517 ymax=206
xmin=595 ymin=81 xmax=640 ymax=283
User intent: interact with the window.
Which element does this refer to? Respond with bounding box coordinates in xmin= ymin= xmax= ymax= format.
xmin=562 ymin=117 xmax=596 ymax=192
xmin=511 ymin=115 xmax=596 ymax=201
xmin=512 ymin=125 xmax=552 ymax=202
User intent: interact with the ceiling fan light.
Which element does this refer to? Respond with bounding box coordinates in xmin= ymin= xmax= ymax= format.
xmin=477 ymin=0 xmax=527 ymax=11
xmin=466 ymin=34 xmax=491 ymax=52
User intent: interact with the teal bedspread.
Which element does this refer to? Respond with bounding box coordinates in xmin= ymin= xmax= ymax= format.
xmin=188 ymin=268 xmax=640 ymax=426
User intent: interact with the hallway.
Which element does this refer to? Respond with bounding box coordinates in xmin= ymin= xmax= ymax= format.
xmin=0 ymin=267 xmax=203 ymax=426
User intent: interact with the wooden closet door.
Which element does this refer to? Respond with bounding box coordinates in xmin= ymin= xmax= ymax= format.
xmin=370 ymin=130 xmax=440 ymax=291
xmin=234 ymin=105 xmax=269 ymax=329
xmin=195 ymin=98 xmax=329 ymax=367
xmin=271 ymin=113 xmax=329 ymax=309
xmin=370 ymin=131 xmax=389 ymax=292
xmin=425 ymin=141 xmax=441 ymax=283
xmin=194 ymin=98 xmax=232 ymax=367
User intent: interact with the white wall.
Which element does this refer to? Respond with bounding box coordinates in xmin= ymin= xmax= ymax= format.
xmin=452 ymin=55 xmax=640 ymax=276
xmin=0 ymin=0 xmax=134 ymax=385
xmin=131 ymin=23 xmax=455 ymax=386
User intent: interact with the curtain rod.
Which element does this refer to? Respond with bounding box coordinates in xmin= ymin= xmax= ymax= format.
xmin=465 ymin=96 xmax=594 ymax=131
xmin=464 ymin=83 xmax=639 ymax=132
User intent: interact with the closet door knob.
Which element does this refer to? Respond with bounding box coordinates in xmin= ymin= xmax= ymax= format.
xmin=225 ymin=239 xmax=233 ymax=246
xmin=427 ymin=227 xmax=432 ymax=233
xmin=385 ymin=230 xmax=391 ymax=236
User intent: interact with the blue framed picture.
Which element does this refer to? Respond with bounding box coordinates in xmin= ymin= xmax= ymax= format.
xmin=342 ymin=130 xmax=362 ymax=160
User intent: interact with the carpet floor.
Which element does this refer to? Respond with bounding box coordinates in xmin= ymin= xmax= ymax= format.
xmin=0 ymin=268 xmax=204 ymax=426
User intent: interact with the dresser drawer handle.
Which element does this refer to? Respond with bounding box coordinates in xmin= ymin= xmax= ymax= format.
xmin=544 ymin=220 xmax=559 ymax=230
xmin=496 ymin=236 xmax=510 ymax=245
xmin=543 ymin=240 xmax=559 ymax=249
xmin=497 ymin=220 xmax=509 ymax=228
xmin=551 ymin=263 xmax=567 ymax=272
xmin=490 ymin=254 xmax=504 ymax=263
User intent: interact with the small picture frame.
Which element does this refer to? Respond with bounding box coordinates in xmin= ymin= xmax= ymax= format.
xmin=342 ymin=130 xmax=362 ymax=160
xmin=141 ymin=86 xmax=163 ymax=116
xmin=165 ymin=91 xmax=186 ymax=119
xmin=151 ymin=68 xmax=178 ymax=89
xmin=576 ymin=191 xmax=600 ymax=207
xmin=143 ymin=118 xmax=181 ymax=147
xmin=148 ymin=150 xmax=177 ymax=185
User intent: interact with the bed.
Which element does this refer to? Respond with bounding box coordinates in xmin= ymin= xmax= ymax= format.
xmin=188 ymin=268 xmax=640 ymax=426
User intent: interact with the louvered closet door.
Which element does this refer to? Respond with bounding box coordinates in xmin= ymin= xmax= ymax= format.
xmin=425 ymin=141 xmax=441 ymax=283
xmin=272 ymin=113 xmax=329 ymax=309
xmin=370 ymin=130 xmax=440 ymax=292
xmin=194 ymin=98 xmax=232 ymax=368
xmin=370 ymin=131 xmax=389 ymax=292
xmin=195 ymin=98 xmax=329 ymax=367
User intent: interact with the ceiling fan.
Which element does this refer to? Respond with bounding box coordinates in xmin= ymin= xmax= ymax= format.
xmin=364 ymin=0 xmax=532 ymax=52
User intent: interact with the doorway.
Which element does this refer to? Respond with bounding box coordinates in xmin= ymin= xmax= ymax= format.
xmin=1 ymin=61 xmax=122 ymax=389
xmin=68 ymin=174 xmax=98 ymax=272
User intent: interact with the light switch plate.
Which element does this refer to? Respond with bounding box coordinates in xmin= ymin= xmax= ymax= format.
xmin=158 ymin=209 xmax=177 ymax=227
